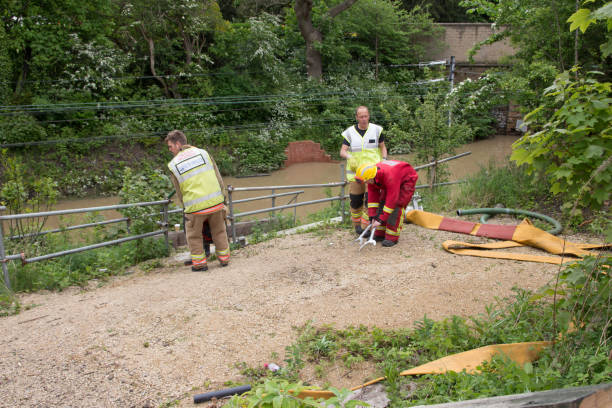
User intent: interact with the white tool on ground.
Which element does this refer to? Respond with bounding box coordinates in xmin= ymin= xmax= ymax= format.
xmin=355 ymin=223 xmax=377 ymax=250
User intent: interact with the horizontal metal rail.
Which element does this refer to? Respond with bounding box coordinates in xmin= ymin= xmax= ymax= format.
xmin=8 ymin=217 xmax=130 ymax=240
xmin=231 ymin=195 xmax=348 ymax=219
xmin=0 ymin=200 xmax=170 ymax=220
xmin=231 ymin=178 xmax=465 ymax=220
xmin=413 ymin=152 xmax=471 ymax=170
xmin=232 ymin=190 xmax=304 ymax=204
xmin=23 ymin=230 xmax=165 ymax=264
xmin=416 ymin=180 xmax=465 ymax=189
xmin=228 ymin=182 xmax=345 ymax=192
xmin=0 ymin=201 xmax=171 ymax=290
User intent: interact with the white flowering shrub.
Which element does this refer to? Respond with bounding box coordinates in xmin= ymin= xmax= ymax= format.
xmin=446 ymin=74 xmax=507 ymax=139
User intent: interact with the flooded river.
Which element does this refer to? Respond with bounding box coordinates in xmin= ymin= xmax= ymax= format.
xmin=44 ymin=134 xmax=519 ymax=228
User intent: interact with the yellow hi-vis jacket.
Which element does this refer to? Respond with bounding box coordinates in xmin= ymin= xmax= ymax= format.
xmin=168 ymin=147 xmax=224 ymax=213
xmin=342 ymin=124 xmax=383 ymax=182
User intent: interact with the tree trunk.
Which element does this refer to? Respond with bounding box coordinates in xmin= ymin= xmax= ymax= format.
xmin=294 ymin=0 xmax=358 ymax=79
xmin=574 ymin=0 xmax=579 ymax=70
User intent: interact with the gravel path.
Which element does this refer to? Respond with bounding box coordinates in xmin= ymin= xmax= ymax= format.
xmin=1 ymin=221 xmax=576 ymax=407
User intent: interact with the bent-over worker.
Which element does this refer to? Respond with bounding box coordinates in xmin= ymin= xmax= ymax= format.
xmin=166 ymin=130 xmax=230 ymax=271
xmin=355 ymin=160 xmax=418 ymax=247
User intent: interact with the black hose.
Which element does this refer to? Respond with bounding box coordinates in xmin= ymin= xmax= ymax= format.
xmin=194 ymin=384 xmax=251 ymax=403
xmin=456 ymin=208 xmax=562 ymax=235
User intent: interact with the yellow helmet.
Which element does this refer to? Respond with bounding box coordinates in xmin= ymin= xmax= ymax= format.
xmin=355 ymin=164 xmax=377 ymax=183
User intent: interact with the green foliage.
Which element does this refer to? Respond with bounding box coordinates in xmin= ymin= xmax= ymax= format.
xmin=0 ymin=150 xmax=59 ymax=241
xmin=0 ymin=280 xmax=20 ymax=316
xmin=118 ymin=167 xmax=177 ymax=234
xmin=329 ymin=0 xmax=443 ymax=67
xmin=448 ymin=74 xmax=507 ymax=140
xmin=511 ymin=69 xmax=612 ymax=212
xmin=403 ymin=93 xmax=472 ymax=183
xmin=541 ymin=256 xmax=612 ymax=351
xmin=450 ymin=161 xmax=552 ymax=212
xmin=0 ymin=24 xmax=11 ymax=104
xmin=568 ymin=1 xmax=612 ymax=58
xmin=224 ymin=379 xmax=366 ymax=408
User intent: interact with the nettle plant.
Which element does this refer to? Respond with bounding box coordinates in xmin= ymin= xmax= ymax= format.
xmin=511 ymin=69 xmax=611 ymax=213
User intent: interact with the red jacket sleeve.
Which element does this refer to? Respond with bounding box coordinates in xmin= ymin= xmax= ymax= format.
xmin=367 ymin=184 xmax=382 ymax=218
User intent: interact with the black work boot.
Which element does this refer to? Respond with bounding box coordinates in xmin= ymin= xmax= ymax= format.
xmin=382 ymin=239 xmax=397 ymax=247
xmin=191 ymin=264 xmax=208 ymax=272
xmin=374 ymin=235 xmax=385 ymax=242
xmin=355 ymin=225 xmax=363 ymax=236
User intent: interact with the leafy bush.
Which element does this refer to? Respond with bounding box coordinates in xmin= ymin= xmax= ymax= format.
xmin=451 ymin=161 xmax=552 ymax=212
xmin=511 ymin=69 xmax=611 ymax=213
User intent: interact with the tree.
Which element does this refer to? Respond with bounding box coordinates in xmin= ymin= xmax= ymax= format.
xmin=333 ymin=0 xmax=442 ymax=72
xmin=1 ymin=0 xmax=115 ymax=99
xmin=116 ymin=0 xmax=228 ymax=98
xmin=567 ymin=0 xmax=612 ymax=59
xmin=293 ymin=0 xmax=358 ymax=79
xmin=0 ymin=24 xmax=11 ymax=103
xmin=400 ymin=0 xmax=484 ymax=22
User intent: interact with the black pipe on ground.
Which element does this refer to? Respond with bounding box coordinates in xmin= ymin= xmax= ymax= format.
xmin=193 ymin=384 xmax=251 ymax=404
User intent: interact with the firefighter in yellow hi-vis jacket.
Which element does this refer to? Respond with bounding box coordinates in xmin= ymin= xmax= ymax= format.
xmin=339 ymin=106 xmax=387 ymax=235
xmin=165 ymin=130 xmax=230 ymax=271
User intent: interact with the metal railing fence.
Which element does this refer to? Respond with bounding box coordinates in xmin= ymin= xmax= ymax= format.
xmin=0 ymin=152 xmax=472 ymax=288
xmin=226 ymin=164 xmax=347 ymax=244
xmin=0 ymin=200 xmax=172 ymax=289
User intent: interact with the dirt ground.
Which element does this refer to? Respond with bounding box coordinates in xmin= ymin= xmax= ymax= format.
xmin=0 ymin=218 xmax=597 ymax=408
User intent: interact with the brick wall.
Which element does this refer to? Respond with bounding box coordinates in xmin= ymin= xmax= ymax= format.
xmin=427 ymin=23 xmax=516 ymax=64
xmin=283 ymin=140 xmax=336 ymax=167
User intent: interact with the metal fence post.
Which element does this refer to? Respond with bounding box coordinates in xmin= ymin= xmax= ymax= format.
xmin=340 ymin=163 xmax=346 ymax=223
xmin=0 ymin=206 xmax=10 ymax=290
xmin=162 ymin=201 xmax=169 ymax=252
xmin=448 ymin=55 xmax=455 ymax=126
xmin=293 ymin=193 xmax=297 ymax=225
xmin=227 ymin=185 xmax=236 ymax=244
xmin=270 ymin=188 xmax=276 ymax=220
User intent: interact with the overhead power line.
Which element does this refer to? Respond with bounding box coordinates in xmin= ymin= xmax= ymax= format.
xmin=0 ymin=79 xmax=447 ymax=116
xmin=0 ymin=110 xmax=432 ymax=148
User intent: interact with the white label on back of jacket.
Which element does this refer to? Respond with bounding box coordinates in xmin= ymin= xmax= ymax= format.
xmin=176 ymin=154 xmax=206 ymax=175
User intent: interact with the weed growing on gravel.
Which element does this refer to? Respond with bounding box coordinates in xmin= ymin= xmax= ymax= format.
xmin=229 ymin=257 xmax=611 ymax=406
xmin=0 ymin=281 xmax=19 ymax=316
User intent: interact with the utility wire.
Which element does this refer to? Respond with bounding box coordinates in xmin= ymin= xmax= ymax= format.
xmin=0 ymin=80 xmax=446 ymax=115
xmin=0 ymin=111 xmax=432 ymax=148
xmin=0 ymin=60 xmax=449 ymax=86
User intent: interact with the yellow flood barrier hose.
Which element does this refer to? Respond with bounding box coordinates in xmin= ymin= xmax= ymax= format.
xmin=404 ymin=210 xmax=609 ymax=264
xmin=297 ymin=341 xmax=551 ymax=399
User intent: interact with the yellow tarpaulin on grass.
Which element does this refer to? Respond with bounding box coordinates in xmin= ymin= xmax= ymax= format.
xmin=297 ymin=341 xmax=551 ymax=399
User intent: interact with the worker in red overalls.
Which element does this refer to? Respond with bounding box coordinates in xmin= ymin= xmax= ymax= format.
xmin=355 ymin=160 xmax=418 ymax=247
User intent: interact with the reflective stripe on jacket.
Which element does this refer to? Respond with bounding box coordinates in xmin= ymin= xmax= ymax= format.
xmin=168 ymin=147 xmax=224 ymax=213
